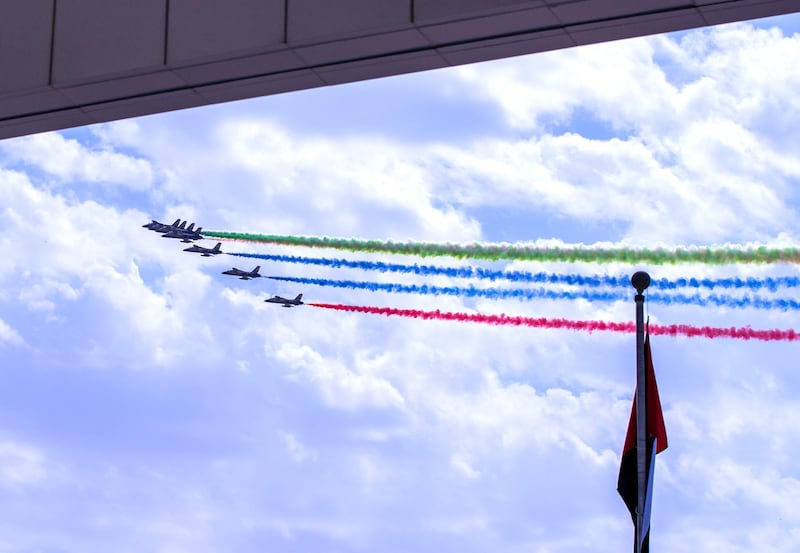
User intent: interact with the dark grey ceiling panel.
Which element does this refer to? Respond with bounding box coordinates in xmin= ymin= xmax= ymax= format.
xmin=168 ymin=0 xmax=286 ymax=64
xmin=1 ymin=0 xmax=798 ymax=139
xmin=0 ymin=1 xmax=54 ymax=94
xmin=52 ymin=0 xmax=168 ymax=83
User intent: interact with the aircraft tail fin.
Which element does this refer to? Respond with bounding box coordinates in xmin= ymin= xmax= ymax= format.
xmin=186 ymin=223 xmax=195 ymax=232
xmin=179 ymin=221 xmax=187 ymax=229
xmin=253 ymin=266 xmax=261 ymax=274
xmin=295 ymin=294 xmax=303 ymax=302
xmin=172 ymin=218 xmax=181 ymax=226
xmin=195 ymin=227 xmax=203 ymax=234
xmin=213 ymin=243 xmax=222 ymax=252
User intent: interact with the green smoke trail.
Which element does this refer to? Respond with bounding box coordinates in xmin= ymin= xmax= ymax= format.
xmin=203 ymin=231 xmax=800 ymax=265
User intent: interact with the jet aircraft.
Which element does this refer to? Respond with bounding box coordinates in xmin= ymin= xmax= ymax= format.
xmin=265 ymin=293 xmax=303 ymax=307
xmin=183 ymin=242 xmax=222 ymax=257
xmin=143 ymin=218 xmax=184 ymax=233
xmin=163 ymin=223 xmax=204 ymax=242
xmin=222 ymin=266 xmax=261 ymax=280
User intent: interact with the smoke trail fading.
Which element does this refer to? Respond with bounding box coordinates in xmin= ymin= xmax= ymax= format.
xmin=271 ymin=275 xmax=800 ymax=311
xmin=207 ymin=231 xmax=800 ymax=264
xmin=308 ymin=303 xmax=800 ymax=341
xmin=232 ymin=251 xmax=800 ymax=292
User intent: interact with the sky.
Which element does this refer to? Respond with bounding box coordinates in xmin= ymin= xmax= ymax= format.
xmin=2 ymin=12 xmax=800 ymax=553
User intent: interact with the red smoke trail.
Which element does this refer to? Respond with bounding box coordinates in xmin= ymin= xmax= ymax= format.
xmin=308 ymin=303 xmax=800 ymax=341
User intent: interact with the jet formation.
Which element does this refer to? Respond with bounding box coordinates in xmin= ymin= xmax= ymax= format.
xmin=163 ymin=223 xmax=204 ymax=242
xmin=146 ymin=218 xmax=303 ymax=305
xmin=143 ymin=218 xmax=202 ymax=241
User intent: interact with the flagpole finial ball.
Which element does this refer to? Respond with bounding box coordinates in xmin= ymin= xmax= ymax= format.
xmin=631 ymin=271 xmax=651 ymax=293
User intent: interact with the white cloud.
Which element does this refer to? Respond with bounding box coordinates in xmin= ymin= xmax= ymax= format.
xmin=277 ymin=342 xmax=406 ymax=411
xmin=0 ymin=318 xmax=26 ymax=347
xmin=456 ymin=35 xmax=672 ymax=132
xmin=0 ymin=132 xmax=156 ymax=191
xmin=0 ymin=441 xmax=49 ymax=487
xmin=450 ymin=454 xmax=480 ymax=479
xmin=282 ymin=432 xmax=318 ymax=463
xmin=438 ymin=23 xmax=800 ymax=244
xmin=0 ymin=167 xmax=227 ymax=369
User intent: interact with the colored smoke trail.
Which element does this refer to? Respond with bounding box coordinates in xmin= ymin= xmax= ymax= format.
xmin=653 ymin=275 xmax=800 ymax=292
xmin=271 ymin=275 xmax=800 ymax=311
xmin=232 ymin=251 xmax=800 ymax=291
xmin=269 ymin=275 xmax=624 ymax=302
xmin=207 ymin=231 xmax=800 ymax=264
xmin=234 ymin=251 xmax=626 ymax=285
xmin=649 ymin=292 xmax=800 ymax=310
xmin=308 ymin=303 xmax=800 ymax=341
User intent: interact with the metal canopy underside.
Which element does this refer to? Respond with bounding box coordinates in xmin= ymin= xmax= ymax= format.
xmin=0 ymin=0 xmax=797 ymax=139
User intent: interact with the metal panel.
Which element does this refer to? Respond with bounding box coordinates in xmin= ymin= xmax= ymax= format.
xmin=567 ymin=8 xmax=707 ymax=45
xmin=438 ymin=28 xmax=575 ymax=65
xmin=80 ymin=89 xmax=206 ymax=124
xmin=0 ymin=89 xmax=69 ymax=120
xmin=195 ymin=70 xmax=326 ymax=103
xmin=0 ymin=1 xmax=54 ymax=93
xmin=414 ymin=0 xmax=543 ymax=22
xmin=548 ymin=0 xmax=687 ymax=25
xmin=419 ymin=6 xmax=560 ymax=43
xmin=0 ymin=0 xmax=797 ymax=139
xmin=294 ymin=29 xmax=430 ymax=65
xmin=52 ymin=0 xmax=167 ymax=83
xmin=314 ymin=51 xmax=448 ymax=85
xmin=57 ymin=70 xmax=186 ymax=105
xmin=288 ymin=0 xmax=413 ymax=43
xmin=171 ymin=48 xmax=305 ymax=84
xmin=168 ymin=0 xmax=285 ymax=64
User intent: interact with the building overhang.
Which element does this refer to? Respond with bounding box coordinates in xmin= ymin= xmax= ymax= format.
xmin=1 ymin=0 xmax=797 ymax=139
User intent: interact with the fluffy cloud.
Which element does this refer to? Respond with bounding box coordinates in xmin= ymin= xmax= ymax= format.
xmin=0 ymin=318 xmax=26 ymax=347
xmin=0 ymin=132 xmax=155 ymax=191
xmin=0 ymin=167 xmax=227 ymax=369
xmin=442 ymin=23 xmax=800 ymax=244
xmin=0 ymin=441 xmax=49 ymax=487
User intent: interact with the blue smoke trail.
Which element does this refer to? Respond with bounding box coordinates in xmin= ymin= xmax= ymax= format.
xmin=649 ymin=292 xmax=800 ymax=310
xmin=653 ymin=276 xmax=800 ymax=292
xmin=269 ymin=275 xmax=800 ymax=311
xmin=232 ymin=252 xmax=799 ymax=292
xmin=268 ymin=275 xmax=625 ymax=302
xmin=232 ymin=252 xmax=623 ymax=285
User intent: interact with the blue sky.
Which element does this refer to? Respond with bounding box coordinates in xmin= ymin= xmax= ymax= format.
xmin=2 ymin=14 xmax=800 ymax=553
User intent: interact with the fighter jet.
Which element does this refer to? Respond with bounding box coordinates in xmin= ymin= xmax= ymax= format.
xmin=162 ymin=223 xmax=204 ymax=242
xmin=183 ymin=242 xmax=222 ymax=257
xmin=143 ymin=218 xmax=184 ymax=233
xmin=222 ymin=265 xmax=261 ymax=280
xmin=265 ymin=293 xmax=303 ymax=307
xmin=162 ymin=221 xmax=195 ymax=235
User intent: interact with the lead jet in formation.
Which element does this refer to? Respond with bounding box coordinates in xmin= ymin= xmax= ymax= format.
xmin=183 ymin=242 xmax=222 ymax=257
xmin=222 ymin=265 xmax=261 ymax=280
xmin=265 ymin=293 xmax=303 ymax=307
xmin=162 ymin=223 xmax=204 ymax=242
xmin=143 ymin=218 xmax=185 ymax=233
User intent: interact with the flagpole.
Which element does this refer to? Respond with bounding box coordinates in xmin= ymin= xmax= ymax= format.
xmin=631 ymin=270 xmax=650 ymax=553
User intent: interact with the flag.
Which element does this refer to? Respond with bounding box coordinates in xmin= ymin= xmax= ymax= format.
xmin=617 ymin=329 xmax=668 ymax=552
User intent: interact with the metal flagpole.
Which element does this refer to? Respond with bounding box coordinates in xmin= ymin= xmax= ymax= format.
xmin=631 ymin=271 xmax=650 ymax=553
